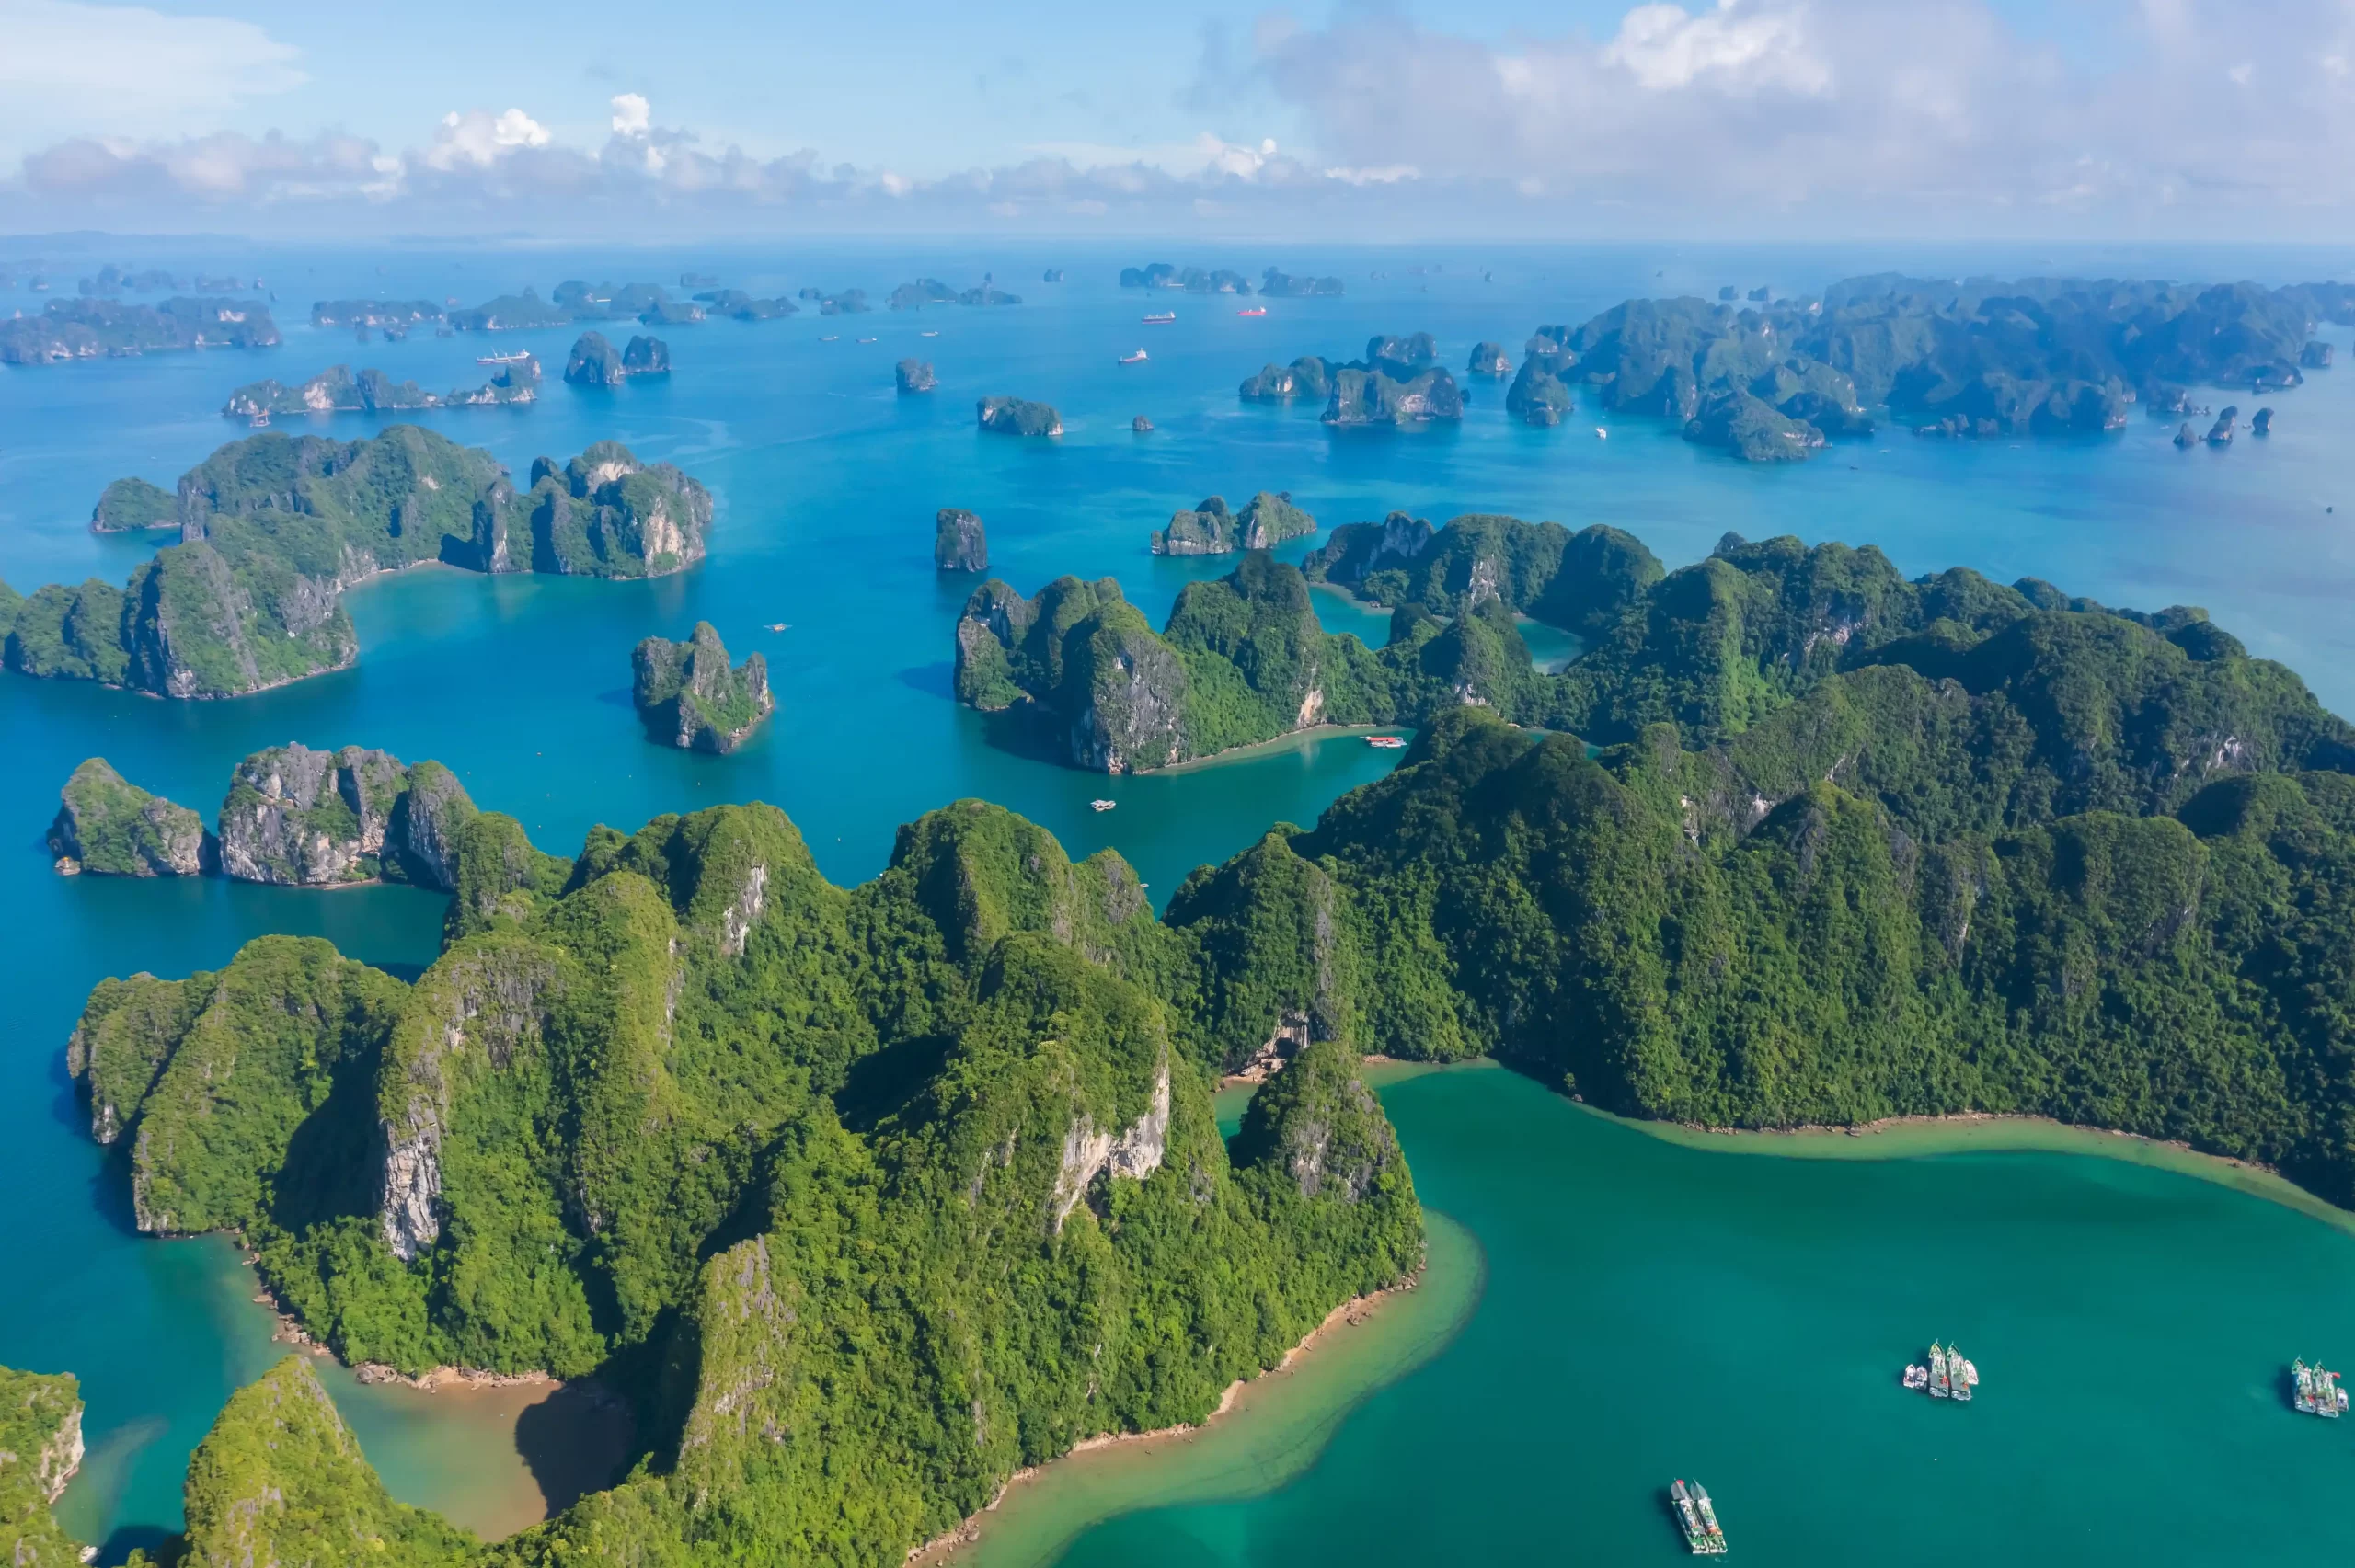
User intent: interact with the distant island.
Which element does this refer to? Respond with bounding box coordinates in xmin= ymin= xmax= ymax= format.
xmin=1496 ymin=275 xmax=2355 ymax=459
xmin=564 ymin=332 xmax=670 ymax=386
xmin=1150 ymin=492 xmax=1315 ymax=555
xmin=1243 ymin=334 xmax=1462 ymax=427
xmin=890 ymin=278 xmax=1022 ymax=309
xmin=0 ymin=297 xmax=280 ymax=364
xmin=977 ymin=395 xmax=1062 ymax=436
xmin=1116 ymin=264 xmax=1343 ymax=297
xmin=691 ymin=289 xmax=798 ymax=320
xmin=797 ymin=287 xmax=871 ymax=315
xmin=2 ymin=429 xmax=710 ymax=699
xmin=632 ymin=623 xmax=774 ymax=752
xmin=224 ymin=360 xmax=539 ymax=418
xmin=310 ymin=300 xmax=443 ymax=329
xmin=896 ymin=358 xmax=936 ymax=394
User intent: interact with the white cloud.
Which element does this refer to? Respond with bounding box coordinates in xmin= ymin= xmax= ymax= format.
xmin=611 ymin=93 xmax=651 ymax=136
xmin=1599 ymin=0 xmax=1829 ymax=94
xmin=424 ymin=108 xmax=551 ymax=171
xmin=1023 ymin=132 xmax=1281 ymax=178
xmin=0 ymin=0 xmax=302 ymax=149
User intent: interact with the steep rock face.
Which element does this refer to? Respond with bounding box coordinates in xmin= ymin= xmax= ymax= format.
xmin=632 ymin=622 xmax=775 ymax=752
xmin=1683 ymin=388 xmax=1828 ymax=462
xmin=382 ymin=761 xmax=477 ymax=891
xmin=0 ymin=1367 xmax=87 ymax=1568
xmin=47 ymin=758 xmax=208 ymax=876
xmin=1323 ymin=366 xmax=1464 ymax=426
xmin=218 ymin=743 xmax=408 ymax=885
xmin=1468 ymin=340 xmax=1511 ymax=375
xmin=525 ymin=441 xmax=711 ymax=577
xmin=122 ymin=538 xmax=360 ymax=699
xmin=1050 ymin=1059 xmax=1171 ymax=1228
xmin=895 ymin=358 xmax=937 ymax=394
xmin=623 ymin=335 xmax=671 ymax=375
xmin=1238 ymin=356 xmax=1332 ymax=401
xmin=1234 ymin=1038 xmax=1403 ymax=1201
xmin=567 ymin=329 xmax=631 ymax=384
xmin=178 ymin=1358 xmax=476 ymax=1568
xmin=935 ymin=508 xmax=988 ymax=572
xmin=1068 ymin=612 xmax=1190 ymax=773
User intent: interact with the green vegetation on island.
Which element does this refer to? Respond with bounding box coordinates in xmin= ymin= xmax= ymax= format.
xmin=692 ymin=289 xmax=798 ymax=320
xmin=0 ymin=429 xmax=711 ymax=699
xmin=91 ymin=476 xmax=177 ymax=532
xmin=1258 ymin=268 xmax=1345 ymax=297
xmin=977 ymin=396 xmax=1063 ymax=436
xmin=1150 ymin=492 xmax=1315 ymax=555
xmin=632 ymin=622 xmax=775 ymax=752
xmin=891 ymin=278 xmax=1022 ymax=308
xmin=897 ymin=358 xmax=937 ymax=394
xmin=59 ymin=788 xmax=1423 ymax=1568
xmin=49 ymin=758 xmax=208 ymax=876
xmin=0 ymin=1367 xmax=85 ymax=1568
xmin=0 ymin=297 xmax=281 ymax=364
xmin=311 ymin=301 xmax=445 ymax=329
xmin=1242 ymin=335 xmax=1463 ymax=426
xmin=215 ymin=744 xmax=489 ymax=888
xmin=563 ymin=332 xmax=670 ymax=386
xmin=224 ymin=360 xmax=540 ymax=418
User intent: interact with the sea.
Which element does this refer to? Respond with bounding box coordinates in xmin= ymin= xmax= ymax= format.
xmin=3 ymin=238 xmax=2352 ymax=1565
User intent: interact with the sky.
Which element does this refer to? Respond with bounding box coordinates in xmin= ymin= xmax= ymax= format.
xmin=0 ymin=0 xmax=2350 ymax=238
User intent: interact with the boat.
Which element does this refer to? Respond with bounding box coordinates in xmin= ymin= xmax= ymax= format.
xmin=477 ymin=350 xmax=533 ymax=365
xmin=1143 ymin=311 xmax=1177 ymax=325
xmin=1090 ymin=799 xmax=1116 ymax=812
xmin=920 ymin=329 xmax=939 ymax=337
xmin=1901 ymin=1363 xmax=1929 ymax=1391
xmin=1927 ymin=1342 xmax=1951 ymax=1397
xmin=2292 ymin=1359 xmax=2349 ymax=1416
xmin=856 ymin=337 xmax=878 ymax=344
xmin=1670 ymin=1480 xmax=1727 ymax=1556
xmin=1119 ymin=349 xmax=1148 ymax=364
xmin=1236 ymin=307 xmax=1267 ymax=316
xmin=1365 ymin=735 xmax=1407 ymax=750
xmin=820 ymin=335 xmax=839 ymax=342
xmin=1949 ymin=1345 xmax=1975 ymax=1402
xmin=1594 ymin=426 xmax=1609 ymax=439
xmin=764 ymin=623 xmax=788 ymax=633
xmin=247 ymin=412 xmax=270 ymax=428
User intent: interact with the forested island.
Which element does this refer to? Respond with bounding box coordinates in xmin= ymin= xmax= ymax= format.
xmin=1241 ymin=334 xmax=1462 ymax=427
xmin=1487 ymin=275 xmax=2355 ymax=458
xmin=890 ymin=278 xmax=1022 ymax=308
xmin=632 ymin=622 xmax=774 ymax=751
xmin=1149 ymin=492 xmax=1315 ymax=555
xmin=0 ymin=297 xmax=280 ymax=363
xmin=563 ymin=332 xmax=670 ymax=386
xmin=977 ymin=395 xmax=1061 ymax=436
xmin=224 ymin=359 xmax=540 ymax=418
xmin=1119 ymin=264 xmax=1343 ymax=296
xmin=0 ymin=428 xmax=710 ymax=699
xmin=35 ymin=782 xmax=1421 ymax=1567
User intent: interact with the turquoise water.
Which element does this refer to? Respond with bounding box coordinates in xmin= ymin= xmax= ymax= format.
xmin=1057 ymin=1068 xmax=2355 ymax=1567
xmin=4 ymin=241 xmax=2353 ymax=1554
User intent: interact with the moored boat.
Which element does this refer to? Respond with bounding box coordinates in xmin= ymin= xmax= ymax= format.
xmin=1670 ymin=1480 xmax=1728 ymax=1555
xmin=1090 ymin=799 xmax=1115 ymax=812
xmin=1365 ymin=735 xmax=1407 ymax=749
xmin=2292 ymin=1358 xmax=2349 ymax=1416
xmin=1928 ymin=1342 xmax=1951 ymax=1397
xmin=1236 ymin=307 xmax=1267 ymax=316
xmin=1949 ymin=1345 xmax=1975 ymax=1402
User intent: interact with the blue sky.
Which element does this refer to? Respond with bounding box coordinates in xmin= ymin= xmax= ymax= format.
xmin=1 ymin=0 xmax=2348 ymax=237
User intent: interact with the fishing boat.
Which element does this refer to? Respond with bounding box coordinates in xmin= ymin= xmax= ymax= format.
xmin=1669 ymin=1480 xmax=1727 ymax=1556
xmin=820 ymin=335 xmax=839 ymax=342
xmin=1949 ymin=1345 xmax=1976 ymax=1402
xmin=1236 ymin=307 xmax=1267 ymax=316
xmin=857 ymin=337 xmax=878 ymax=343
xmin=1594 ymin=426 xmax=1609 ymax=439
xmin=1119 ymin=349 xmax=1148 ymax=364
xmin=1143 ymin=311 xmax=1177 ymax=325
xmin=2293 ymin=1359 xmax=2349 ymax=1416
xmin=1902 ymin=1363 xmax=1929 ymax=1391
xmin=1090 ymin=799 xmax=1116 ymax=812
xmin=1927 ymin=1342 xmax=1952 ymax=1397
xmin=1365 ymin=735 xmax=1407 ymax=750
xmin=920 ymin=329 xmax=939 ymax=337
xmin=477 ymin=350 xmax=533 ymax=365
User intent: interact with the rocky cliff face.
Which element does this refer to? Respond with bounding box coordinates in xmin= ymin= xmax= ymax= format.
xmin=218 ymin=743 xmax=408 ymax=884
xmin=48 ymin=758 xmax=208 ymax=876
xmin=1068 ymin=616 xmax=1189 ymax=773
xmin=895 ymin=358 xmax=937 ymax=394
xmin=1150 ymin=492 xmax=1315 ymax=555
xmin=0 ymin=1367 xmax=87 ymax=1568
xmin=976 ymin=395 xmax=1062 ymax=436
xmin=632 ymin=622 xmax=775 ymax=752
xmin=935 ymin=508 xmax=988 ymax=572
xmin=382 ymin=761 xmax=477 ymax=890
xmin=1323 ymin=366 xmax=1464 ymax=426
xmin=525 ymin=441 xmax=711 ymax=577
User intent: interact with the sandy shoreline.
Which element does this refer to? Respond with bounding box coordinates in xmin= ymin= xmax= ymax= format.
xmin=904 ymin=1272 xmax=1419 ymax=1565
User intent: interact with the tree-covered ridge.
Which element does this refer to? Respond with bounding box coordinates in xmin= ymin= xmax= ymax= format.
xmin=1149 ymin=492 xmax=1315 ymax=556
xmin=65 ymin=796 xmax=1421 ymax=1568
xmin=224 ymin=360 xmax=540 ymax=418
xmin=0 ymin=429 xmax=709 ymax=698
xmin=0 ymin=1368 xmax=85 ymax=1568
xmin=48 ymin=758 xmax=208 ymax=876
xmin=1304 ymin=512 xmax=1663 ymax=636
xmin=1529 ymin=275 xmax=2355 ymax=457
xmin=1240 ymin=334 xmax=1464 ymax=426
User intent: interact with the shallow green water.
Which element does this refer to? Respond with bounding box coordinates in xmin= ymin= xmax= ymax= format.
xmin=1045 ymin=1066 xmax=2355 ymax=1567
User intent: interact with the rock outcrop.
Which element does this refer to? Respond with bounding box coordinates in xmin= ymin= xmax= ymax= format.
xmin=1149 ymin=492 xmax=1315 ymax=555
xmin=217 ymin=744 xmax=409 ymax=885
xmin=895 ymin=358 xmax=936 ymax=394
xmin=0 ymin=1366 xmax=87 ymax=1568
xmin=90 ymin=477 xmax=177 ymax=532
xmin=1132 ymin=414 xmax=1153 ymax=432
xmin=1239 ymin=356 xmax=1332 ymax=401
xmin=563 ymin=331 xmax=670 ymax=386
xmin=1323 ymin=365 xmax=1463 ymax=426
xmin=935 ymin=508 xmax=988 ymax=572
xmin=523 ymin=441 xmax=711 ymax=576
xmin=1683 ymin=388 xmax=1828 ymax=463
xmin=632 ymin=622 xmax=775 ymax=753
xmin=48 ymin=758 xmax=208 ymax=876
xmin=1467 ymin=341 xmax=1511 ymax=375
xmin=976 ymin=396 xmax=1062 ymax=436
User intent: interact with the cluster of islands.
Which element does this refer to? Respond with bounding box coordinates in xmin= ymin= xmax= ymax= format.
xmin=8 ymin=264 xmax=2355 ymax=1568
xmin=1235 ymin=276 xmax=2354 ymax=458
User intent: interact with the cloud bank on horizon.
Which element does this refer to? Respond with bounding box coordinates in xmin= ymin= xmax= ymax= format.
xmin=5 ymin=0 xmax=2353 ymax=236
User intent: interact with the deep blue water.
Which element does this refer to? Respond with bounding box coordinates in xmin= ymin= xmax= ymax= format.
xmin=3 ymin=239 xmax=2351 ymax=1552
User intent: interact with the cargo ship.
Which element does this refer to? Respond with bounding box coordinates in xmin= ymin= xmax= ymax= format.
xmin=1236 ymin=307 xmax=1267 ymax=316
xmin=1143 ymin=311 xmax=1177 ymax=325
xmin=2293 ymin=1359 xmax=2349 ymax=1416
xmin=1119 ymin=349 xmax=1148 ymax=364
xmin=476 ymin=350 xmax=534 ymax=365
xmin=1670 ymin=1480 xmax=1727 ymax=1555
